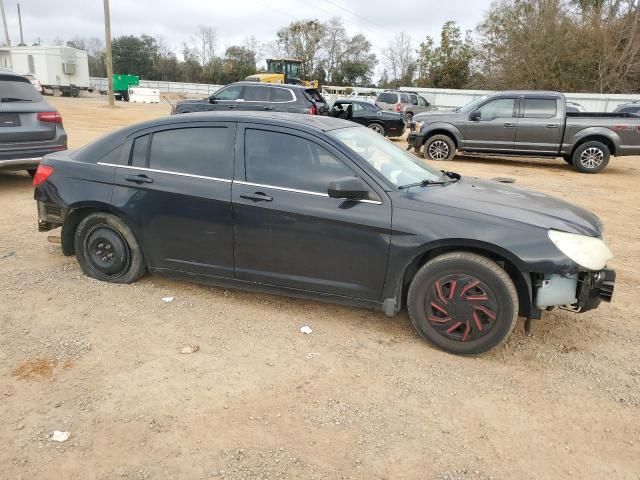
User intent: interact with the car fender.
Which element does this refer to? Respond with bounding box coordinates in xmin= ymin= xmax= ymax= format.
xmin=563 ymin=126 xmax=621 ymax=155
xmin=419 ymin=122 xmax=462 ymax=147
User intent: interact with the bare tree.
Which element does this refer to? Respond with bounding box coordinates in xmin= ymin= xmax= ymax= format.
xmin=383 ymin=32 xmax=416 ymax=86
xmin=191 ymin=26 xmax=216 ymax=67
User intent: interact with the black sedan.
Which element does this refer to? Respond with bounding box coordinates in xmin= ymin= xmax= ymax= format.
xmin=33 ymin=112 xmax=615 ymax=355
xmin=329 ymin=99 xmax=405 ymax=137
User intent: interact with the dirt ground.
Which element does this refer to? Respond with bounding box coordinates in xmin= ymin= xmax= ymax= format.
xmin=1 ymin=96 xmax=639 ymax=480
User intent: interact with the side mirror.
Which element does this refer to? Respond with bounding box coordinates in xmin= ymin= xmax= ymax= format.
xmin=470 ymin=110 xmax=481 ymax=121
xmin=208 ymin=94 xmax=216 ymax=103
xmin=328 ymin=177 xmax=369 ymax=200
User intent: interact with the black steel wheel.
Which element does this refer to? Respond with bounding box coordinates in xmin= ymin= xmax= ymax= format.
xmin=407 ymin=252 xmax=518 ymax=355
xmin=74 ymin=212 xmax=146 ymax=283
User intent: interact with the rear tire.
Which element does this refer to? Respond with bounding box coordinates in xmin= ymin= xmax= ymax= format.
xmin=407 ymin=252 xmax=518 ymax=355
xmin=572 ymin=141 xmax=610 ymax=173
xmin=74 ymin=212 xmax=146 ymax=284
xmin=368 ymin=123 xmax=386 ymax=136
xmin=423 ymin=134 xmax=456 ymax=161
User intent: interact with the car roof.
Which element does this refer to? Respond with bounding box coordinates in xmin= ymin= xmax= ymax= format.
xmin=123 ymin=111 xmax=357 ymax=136
xmin=227 ymin=81 xmax=317 ymax=91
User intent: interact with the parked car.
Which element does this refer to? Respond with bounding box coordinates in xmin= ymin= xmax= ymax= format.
xmin=407 ymin=90 xmax=640 ymax=173
xmin=172 ymin=81 xmax=329 ymax=116
xmin=329 ymin=99 xmax=405 ymax=137
xmin=375 ymin=90 xmax=435 ymax=122
xmin=612 ymin=101 xmax=640 ymax=115
xmin=0 ymin=71 xmax=67 ymax=175
xmin=34 ymin=111 xmax=616 ymax=355
xmin=21 ymin=73 xmax=44 ymax=93
xmin=565 ymin=101 xmax=585 ymax=113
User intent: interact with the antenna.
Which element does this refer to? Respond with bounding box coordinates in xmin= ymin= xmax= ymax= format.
xmin=0 ymin=0 xmax=10 ymax=46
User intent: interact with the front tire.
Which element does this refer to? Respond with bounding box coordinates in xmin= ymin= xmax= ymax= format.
xmin=74 ymin=212 xmax=146 ymax=284
xmin=572 ymin=141 xmax=610 ymax=173
xmin=407 ymin=252 xmax=518 ymax=355
xmin=423 ymin=134 xmax=456 ymax=161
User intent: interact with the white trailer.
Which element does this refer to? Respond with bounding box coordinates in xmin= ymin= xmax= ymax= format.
xmin=0 ymin=45 xmax=90 ymax=95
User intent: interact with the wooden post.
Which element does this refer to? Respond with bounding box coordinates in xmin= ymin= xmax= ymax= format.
xmin=103 ymin=0 xmax=115 ymax=107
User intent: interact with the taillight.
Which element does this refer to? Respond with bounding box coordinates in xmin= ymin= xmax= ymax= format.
xmin=37 ymin=111 xmax=63 ymax=124
xmin=33 ymin=165 xmax=54 ymax=186
xmin=395 ymin=103 xmax=402 ymax=112
xmin=307 ymin=104 xmax=317 ymax=115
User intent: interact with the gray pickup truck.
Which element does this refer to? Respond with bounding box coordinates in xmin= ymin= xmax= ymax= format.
xmin=407 ymin=90 xmax=640 ymax=173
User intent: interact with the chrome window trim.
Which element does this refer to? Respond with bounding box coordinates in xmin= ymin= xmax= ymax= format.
xmin=97 ymin=162 xmax=232 ymax=183
xmin=235 ymin=180 xmax=382 ymax=205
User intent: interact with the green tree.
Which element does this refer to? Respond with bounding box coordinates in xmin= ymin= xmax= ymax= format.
xmin=416 ymin=21 xmax=474 ymax=88
xmin=223 ymin=46 xmax=257 ymax=82
xmin=276 ymin=19 xmax=325 ymax=80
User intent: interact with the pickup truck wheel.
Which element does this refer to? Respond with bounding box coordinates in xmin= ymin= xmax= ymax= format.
xmin=572 ymin=141 xmax=610 ymax=173
xmin=407 ymin=252 xmax=519 ymax=355
xmin=74 ymin=212 xmax=146 ymax=284
xmin=424 ymin=134 xmax=456 ymax=161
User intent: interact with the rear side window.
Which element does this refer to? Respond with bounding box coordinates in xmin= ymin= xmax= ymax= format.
xmin=149 ymin=127 xmax=233 ymax=179
xmin=377 ymin=92 xmax=397 ymax=104
xmin=523 ymin=98 xmax=557 ymax=118
xmin=243 ymin=85 xmax=271 ymax=102
xmin=0 ymin=77 xmax=42 ymax=102
xmin=130 ymin=135 xmax=149 ymax=167
xmin=244 ymin=129 xmax=354 ymax=193
xmin=271 ymin=88 xmax=294 ymax=102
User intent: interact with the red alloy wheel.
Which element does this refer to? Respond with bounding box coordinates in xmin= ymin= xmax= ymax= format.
xmin=424 ymin=274 xmax=498 ymax=342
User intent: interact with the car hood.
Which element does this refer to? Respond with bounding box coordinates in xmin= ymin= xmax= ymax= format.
xmin=413 ymin=110 xmax=460 ymax=123
xmin=400 ymin=177 xmax=602 ymax=237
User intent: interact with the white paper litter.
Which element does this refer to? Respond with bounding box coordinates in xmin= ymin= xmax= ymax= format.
xmin=180 ymin=344 xmax=199 ymax=354
xmin=162 ymin=296 xmax=174 ymax=303
xmin=300 ymin=326 xmax=313 ymax=334
xmin=305 ymin=352 xmax=320 ymax=359
xmin=50 ymin=430 xmax=70 ymax=442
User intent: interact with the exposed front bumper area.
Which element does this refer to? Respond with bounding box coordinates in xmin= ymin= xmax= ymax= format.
xmin=535 ymin=269 xmax=615 ymax=313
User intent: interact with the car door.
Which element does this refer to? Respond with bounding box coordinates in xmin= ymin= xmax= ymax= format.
xmin=515 ymin=96 xmax=563 ymax=154
xmin=210 ymin=84 xmax=245 ymax=111
xmin=463 ymin=97 xmax=518 ymax=152
xmin=110 ymin=123 xmax=236 ymax=278
xmin=237 ymin=84 xmax=273 ymax=112
xmin=232 ymin=124 xmax=392 ymax=301
xmin=348 ymin=102 xmax=369 ymax=126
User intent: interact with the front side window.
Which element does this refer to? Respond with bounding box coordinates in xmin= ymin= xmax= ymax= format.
xmin=215 ymin=85 xmax=243 ymax=101
xmin=409 ymin=95 xmax=419 ymax=106
xmin=149 ymin=127 xmax=233 ymax=179
xmin=523 ymin=98 xmax=557 ymax=118
xmin=477 ymin=98 xmax=516 ymax=121
xmin=329 ymin=127 xmax=447 ymax=187
xmin=245 ymin=129 xmax=354 ymax=193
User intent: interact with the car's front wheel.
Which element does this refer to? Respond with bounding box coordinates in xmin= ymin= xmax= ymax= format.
xmin=74 ymin=212 xmax=146 ymax=284
xmin=423 ymin=134 xmax=456 ymax=161
xmin=407 ymin=252 xmax=519 ymax=355
xmin=572 ymin=141 xmax=610 ymax=173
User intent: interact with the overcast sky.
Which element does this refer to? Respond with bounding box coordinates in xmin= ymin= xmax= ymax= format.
xmin=4 ymin=0 xmax=493 ymax=66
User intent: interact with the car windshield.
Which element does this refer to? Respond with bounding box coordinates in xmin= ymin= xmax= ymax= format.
xmin=329 ymin=127 xmax=449 ymax=187
xmin=457 ymin=95 xmax=488 ymax=113
xmin=0 ymin=78 xmax=41 ymax=102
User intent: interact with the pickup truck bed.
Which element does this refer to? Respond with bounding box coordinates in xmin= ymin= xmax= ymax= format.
xmin=409 ymin=90 xmax=640 ymax=173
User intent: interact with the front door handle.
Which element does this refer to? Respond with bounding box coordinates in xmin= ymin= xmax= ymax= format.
xmin=547 ymin=124 xmax=560 ymax=128
xmin=503 ymin=122 xmax=516 ymax=128
xmin=125 ymin=174 xmax=153 ymax=184
xmin=240 ymin=191 xmax=273 ymax=202
xmin=263 ymin=105 xmax=272 ymax=110
xmin=228 ymin=104 xmax=237 ymax=109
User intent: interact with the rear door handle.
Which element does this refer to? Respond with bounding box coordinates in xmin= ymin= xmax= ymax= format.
xmin=263 ymin=105 xmax=272 ymax=110
xmin=228 ymin=104 xmax=237 ymax=109
xmin=125 ymin=174 xmax=153 ymax=184
xmin=503 ymin=122 xmax=516 ymax=128
xmin=240 ymin=191 xmax=273 ymax=202
xmin=547 ymin=124 xmax=560 ymax=128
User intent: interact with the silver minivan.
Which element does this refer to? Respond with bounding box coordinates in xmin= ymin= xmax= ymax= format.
xmin=375 ymin=90 xmax=434 ymax=121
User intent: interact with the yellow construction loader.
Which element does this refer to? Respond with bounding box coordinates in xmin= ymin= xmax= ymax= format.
xmin=246 ymin=59 xmax=319 ymax=88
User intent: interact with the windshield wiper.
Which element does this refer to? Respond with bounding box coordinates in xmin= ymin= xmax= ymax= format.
xmin=398 ymin=178 xmax=455 ymax=190
xmin=1 ymin=97 xmax=32 ymax=102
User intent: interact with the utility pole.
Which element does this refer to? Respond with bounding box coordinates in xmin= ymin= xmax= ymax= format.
xmin=103 ymin=0 xmax=115 ymax=107
xmin=17 ymin=3 xmax=23 ymax=45
xmin=0 ymin=0 xmax=11 ymax=46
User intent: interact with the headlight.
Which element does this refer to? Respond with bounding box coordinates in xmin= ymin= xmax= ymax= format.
xmin=548 ymin=230 xmax=613 ymax=271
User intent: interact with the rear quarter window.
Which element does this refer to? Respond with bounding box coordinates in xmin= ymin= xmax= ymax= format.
xmin=304 ymin=89 xmax=325 ymax=103
xmin=148 ymin=127 xmax=233 ymax=179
